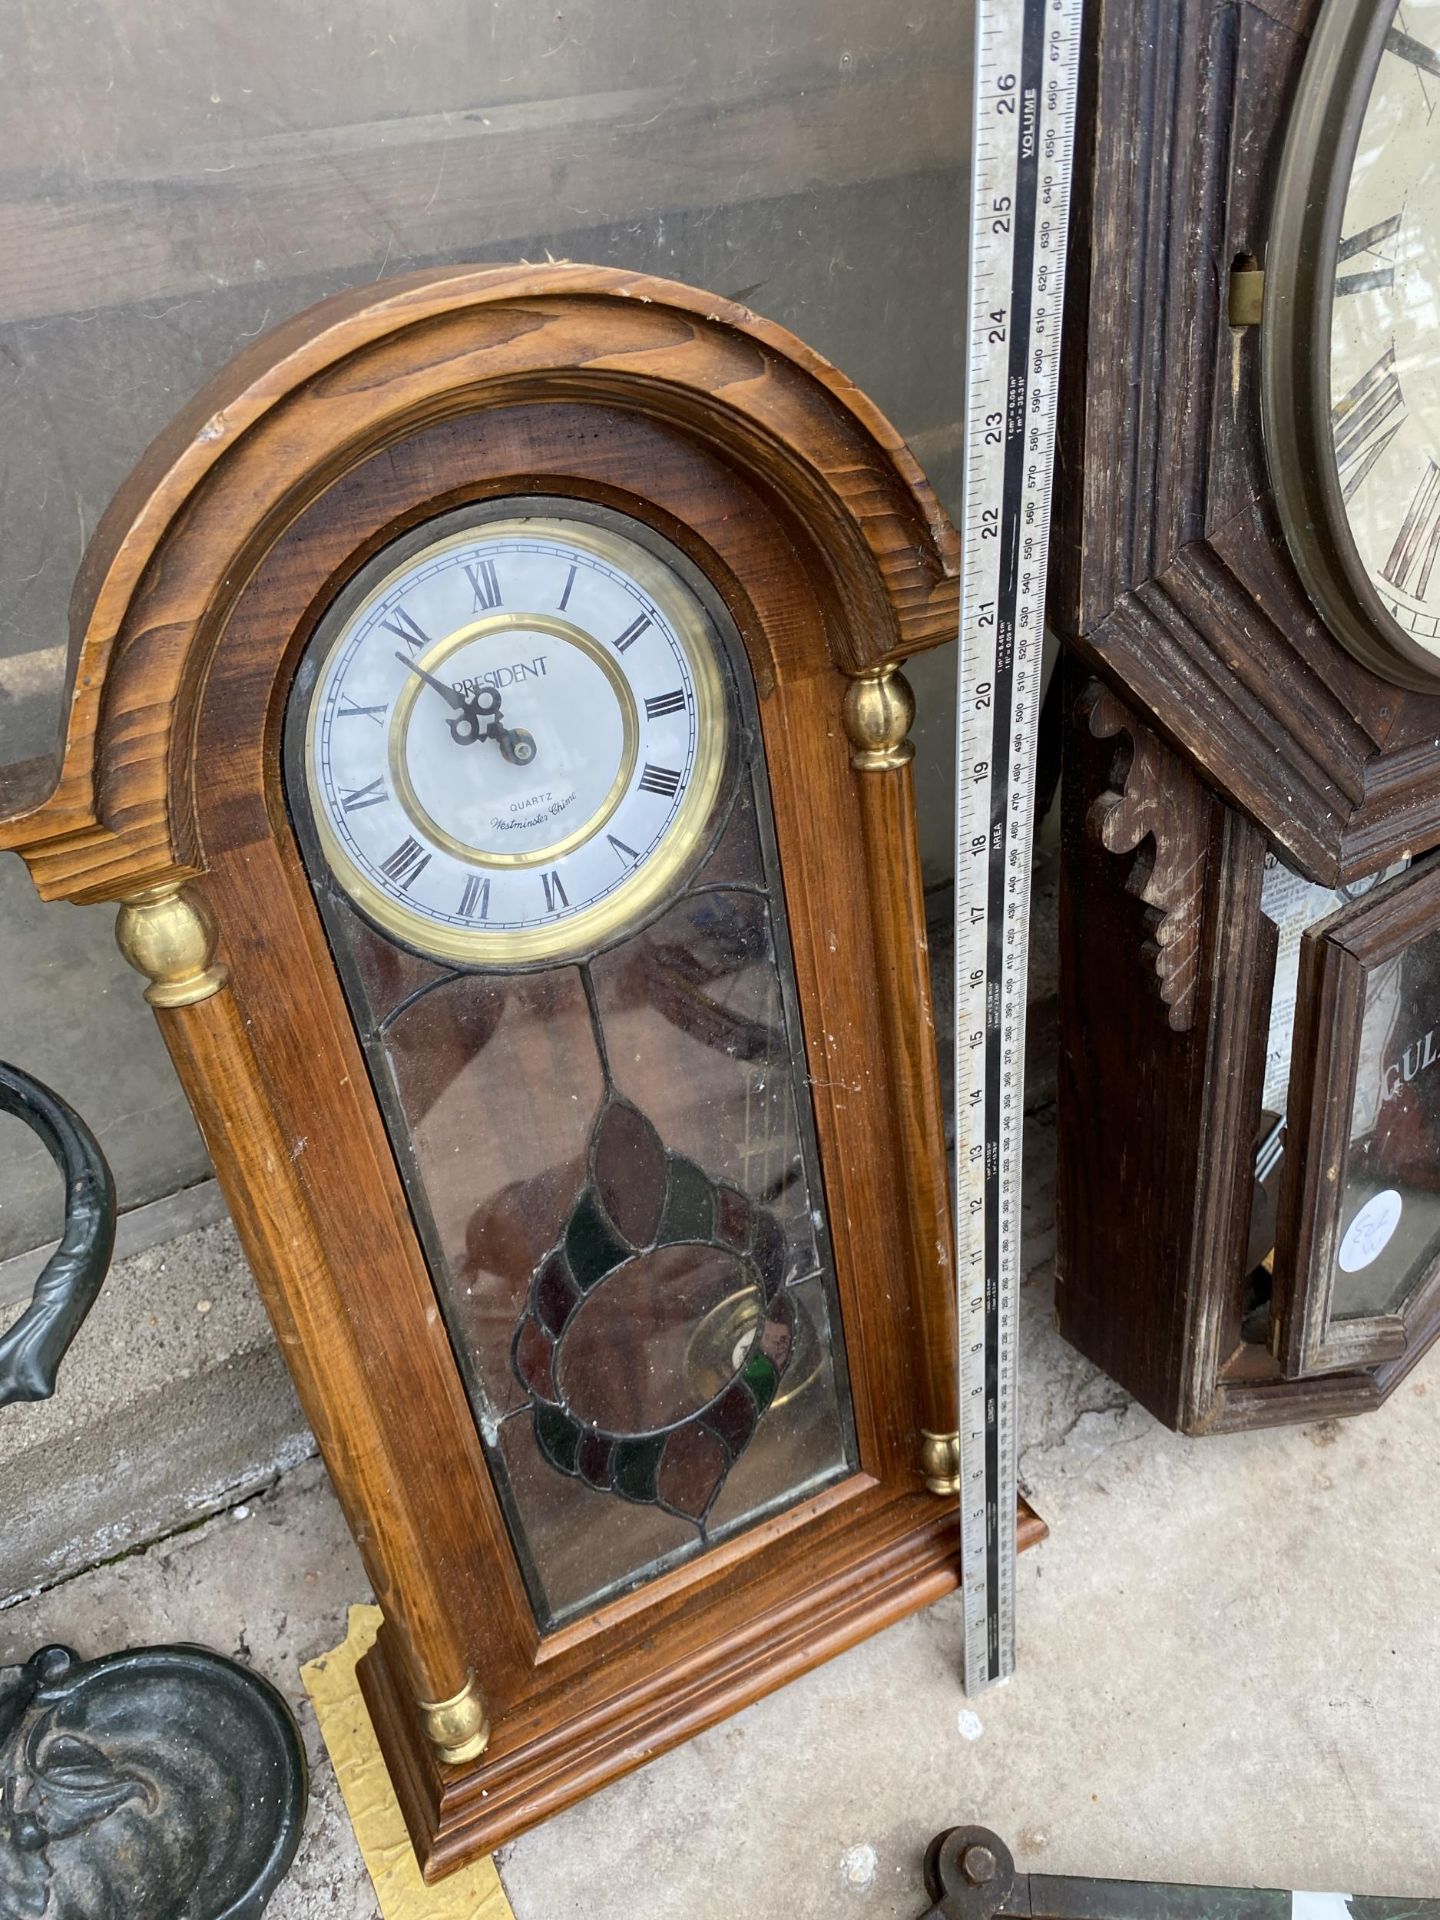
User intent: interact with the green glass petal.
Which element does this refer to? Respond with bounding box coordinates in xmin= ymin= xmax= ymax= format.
xmin=742 ymin=1350 xmax=778 ymax=1414
xmin=659 ymin=1155 xmax=715 ymax=1244
xmin=535 ymin=1403 xmax=581 ymax=1474
xmin=566 ymin=1189 xmax=631 ymax=1291
xmin=611 ymin=1433 xmax=665 ymax=1502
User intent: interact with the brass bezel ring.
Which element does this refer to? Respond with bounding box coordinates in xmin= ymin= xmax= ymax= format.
xmin=304 ymin=512 xmax=730 ymax=967
xmin=387 ymin=612 xmax=639 ymax=871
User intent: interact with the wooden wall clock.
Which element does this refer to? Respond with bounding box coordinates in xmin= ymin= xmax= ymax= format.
xmin=0 ymin=263 xmax=1040 ymax=1874
xmin=1051 ymin=0 xmax=1440 ymax=1432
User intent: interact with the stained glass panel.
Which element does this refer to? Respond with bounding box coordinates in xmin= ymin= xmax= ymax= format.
xmin=287 ymin=534 xmax=857 ymax=1628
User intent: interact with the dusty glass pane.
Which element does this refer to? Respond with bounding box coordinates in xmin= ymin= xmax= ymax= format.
xmin=305 ymin=780 xmax=858 ymax=1625
xmin=691 ymin=778 xmax=765 ymax=891
xmin=378 ymin=959 xmax=606 ymax=1428
xmin=590 ymin=887 xmax=818 ymax=1271
xmin=343 ymin=910 xmax=457 ymax=1030
xmin=494 ymin=1402 xmax=704 ymax=1621
xmin=704 ymin=1273 xmax=853 ymax=1537
xmin=557 ymin=1242 xmax=764 ymax=1431
xmin=1331 ymin=932 xmax=1440 ymax=1321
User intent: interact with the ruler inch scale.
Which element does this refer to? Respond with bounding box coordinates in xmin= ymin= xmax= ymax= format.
xmin=955 ymin=0 xmax=1083 ymax=1695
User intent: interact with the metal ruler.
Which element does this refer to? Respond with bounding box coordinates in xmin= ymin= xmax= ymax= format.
xmin=955 ymin=0 xmax=1084 ymax=1693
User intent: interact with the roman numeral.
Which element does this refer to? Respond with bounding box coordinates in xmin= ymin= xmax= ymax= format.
xmin=638 ymin=763 xmax=682 ymax=798
xmin=1382 ymin=460 xmax=1440 ymax=599
xmin=614 ymin=613 xmax=652 ymax=654
xmin=1387 ymin=25 xmax=1440 ymax=80
xmin=338 ymin=695 xmax=387 ymax=725
xmin=379 ymin=607 xmax=429 ymax=652
xmin=558 ymin=563 xmax=577 ymax=612
xmin=607 ymin=834 xmax=638 ymax=865
xmin=1336 ymin=212 xmax=1402 ymax=298
xmin=340 ymin=775 xmax=387 ymax=812
xmin=458 ymin=873 xmax=491 ymax=920
xmin=380 ymin=837 xmax=431 ymax=891
xmin=1332 ymin=347 xmax=1406 ymax=501
xmin=541 ymin=869 xmax=569 ymax=913
xmin=644 ymin=689 xmax=686 ymax=719
xmin=464 ymin=559 xmax=501 ymax=611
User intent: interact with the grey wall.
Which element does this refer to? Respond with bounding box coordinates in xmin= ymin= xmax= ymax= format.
xmin=0 ymin=0 xmax=971 ymax=1257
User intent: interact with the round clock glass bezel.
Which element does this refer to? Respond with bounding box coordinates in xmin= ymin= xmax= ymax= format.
xmin=1260 ymin=0 xmax=1440 ymax=690
xmin=290 ymin=499 xmax=734 ymax=967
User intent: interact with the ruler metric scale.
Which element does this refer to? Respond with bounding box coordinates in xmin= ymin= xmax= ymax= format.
xmin=955 ymin=0 xmax=1083 ymax=1694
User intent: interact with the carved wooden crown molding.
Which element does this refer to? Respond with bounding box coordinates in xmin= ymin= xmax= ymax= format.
xmin=0 ymin=264 xmax=959 ymax=907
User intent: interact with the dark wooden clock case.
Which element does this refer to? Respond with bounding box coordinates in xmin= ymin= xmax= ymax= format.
xmin=0 ymin=265 xmax=1042 ymax=1875
xmin=1052 ymin=0 xmax=1440 ymax=1432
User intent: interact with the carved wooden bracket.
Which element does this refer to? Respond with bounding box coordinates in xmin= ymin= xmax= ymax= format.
xmin=1079 ymin=682 xmax=1210 ymax=1033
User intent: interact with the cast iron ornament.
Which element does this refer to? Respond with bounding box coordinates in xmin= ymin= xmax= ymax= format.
xmin=0 ymin=1063 xmax=308 ymax=1919
xmin=0 ymin=1644 xmax=306 ymax=1920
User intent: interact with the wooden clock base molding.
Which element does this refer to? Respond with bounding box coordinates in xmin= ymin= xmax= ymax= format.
xmin=361 ymin=1491 xmax=1046 ymax=1877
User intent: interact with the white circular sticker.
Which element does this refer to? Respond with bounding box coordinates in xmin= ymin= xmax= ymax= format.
xmin=1337 ymin=1189 xmax=1403 ymax=1273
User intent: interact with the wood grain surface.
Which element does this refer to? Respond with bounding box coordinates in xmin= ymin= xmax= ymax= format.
xmin=0 ymin=264 xmax=958 ymax=900
xmin=1051 ymin=0 xmax=1440 ymax=888
xmin=1051 ymin=0 xmax=1440 ymax=1433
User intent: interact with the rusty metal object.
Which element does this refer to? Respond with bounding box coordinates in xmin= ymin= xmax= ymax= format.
xmin=918 ymin=1826 xmax=1439 ymax=1918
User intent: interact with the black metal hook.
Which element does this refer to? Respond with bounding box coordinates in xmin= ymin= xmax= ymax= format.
xmin=0 ymin=1063 xmax=116 ymax=1407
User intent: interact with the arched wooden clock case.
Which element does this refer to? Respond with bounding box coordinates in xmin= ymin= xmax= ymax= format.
xmin=1053 ymin=0 xmax=1440 ymax=1433
xmin=0 ymin=266 xmax=1041 ymax=1875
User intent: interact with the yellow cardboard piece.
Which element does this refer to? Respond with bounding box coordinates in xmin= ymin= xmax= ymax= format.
xmin=301 ymin=1604 xmax=515 ymax=1920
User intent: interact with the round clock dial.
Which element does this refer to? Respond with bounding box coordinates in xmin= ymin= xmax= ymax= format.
xmin=1330 ymin=1 xmax=1440 ymax=656
xmin=299 ymin=508 xmax=728 ymax=963
xmin=1263 ymin=0 xmax=1440 ymax=687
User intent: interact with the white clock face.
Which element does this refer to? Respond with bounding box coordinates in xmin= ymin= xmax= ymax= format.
xmin=300 ymin=511 xmax=728 ymax=963
xmin=1331 ymin=2 xmax=1440 ymax=656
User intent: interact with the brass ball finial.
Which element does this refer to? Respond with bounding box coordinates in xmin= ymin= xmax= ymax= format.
xmin=920 ymin=1429 xmax=961 ymax=1497
xmin=115 ymin=882 xmax=229 ymax=1008
xmin=417 ymin=1672 xmax=491 ymax=1766
xmin=843 ymin=664 xmax=916 ymax=771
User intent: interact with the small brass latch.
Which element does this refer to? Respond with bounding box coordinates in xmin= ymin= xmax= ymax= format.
xmin=1228 ymin=264 xmax=1265 ymax=328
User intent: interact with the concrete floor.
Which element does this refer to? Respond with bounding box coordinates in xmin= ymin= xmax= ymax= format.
xmin=1 ymin=1216 xmax=313 ymax=1596
xmin=3 ymin=1108 xmax=1438 ymax=1914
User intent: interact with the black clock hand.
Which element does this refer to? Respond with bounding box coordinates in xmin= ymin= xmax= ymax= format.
xmin=395 ymin=651 xmax=513 ymax=751
xmin=395 ymin=650 xmax=538 ymax=762
xmin=449 ymin=684 xmax=504 ymax=748
xmin=394 ymin=650 xmax=467 ymax=712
